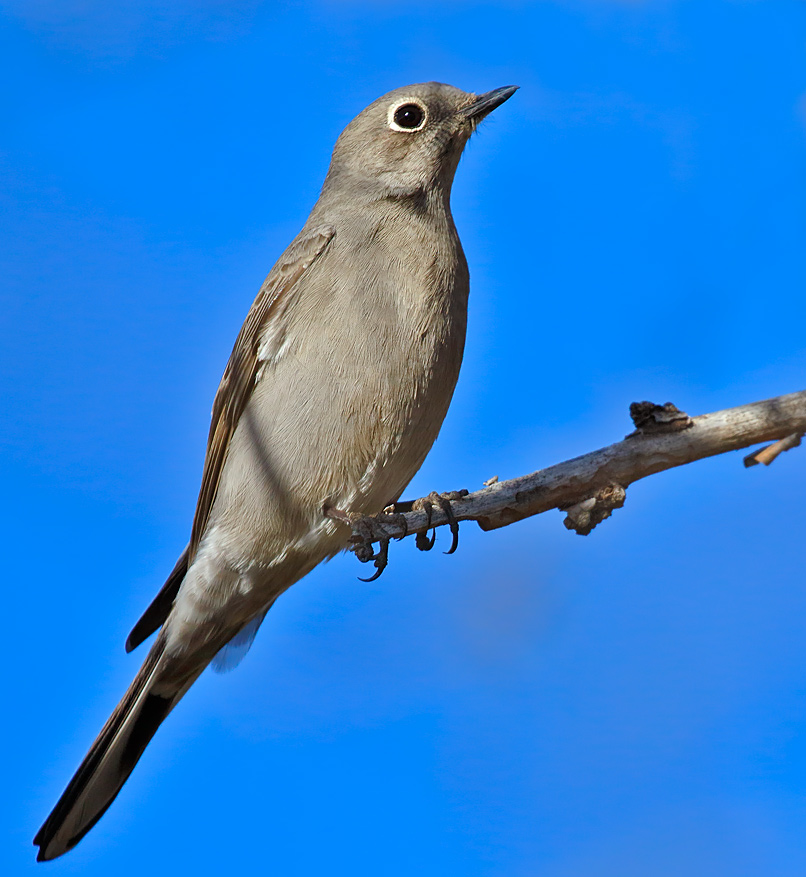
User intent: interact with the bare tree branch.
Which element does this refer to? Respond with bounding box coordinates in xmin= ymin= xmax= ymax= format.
xmin=348 ymin=390 xmax=806 ymax=574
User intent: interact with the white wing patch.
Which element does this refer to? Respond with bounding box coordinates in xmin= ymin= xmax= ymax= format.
xmin=255 ymin=322 xmax=292 ymax=381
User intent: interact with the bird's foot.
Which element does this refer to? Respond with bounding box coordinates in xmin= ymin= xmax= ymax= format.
xmin=325 ymin=488 xmax=468 ymax=579
xmin=325 ymin=506 xmax=408 ymax=582
xmin=409 ymin=490 xmax=469 ymax=554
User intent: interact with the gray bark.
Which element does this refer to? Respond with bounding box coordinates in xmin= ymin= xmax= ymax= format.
xmin=348 ymin=390 xmax=806 ymax=568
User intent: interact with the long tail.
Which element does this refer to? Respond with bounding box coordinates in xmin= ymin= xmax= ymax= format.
xmin=34 ymin=638 xmax=195 ymax=861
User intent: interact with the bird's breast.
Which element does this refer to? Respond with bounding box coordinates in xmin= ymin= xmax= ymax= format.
xmin=213 ymin=207 xmax=469 ymax=564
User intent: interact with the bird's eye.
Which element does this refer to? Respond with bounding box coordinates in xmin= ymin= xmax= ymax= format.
xmin=389 ymin=101 xmax=426 ymax=132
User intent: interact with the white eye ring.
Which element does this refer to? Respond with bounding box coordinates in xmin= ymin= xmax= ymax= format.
xmin=387 ymin=98 xmax=428 ymax=133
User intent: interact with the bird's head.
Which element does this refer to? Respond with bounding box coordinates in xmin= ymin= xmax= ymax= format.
xmin=323 ymin=82 xmax=518 ymax=201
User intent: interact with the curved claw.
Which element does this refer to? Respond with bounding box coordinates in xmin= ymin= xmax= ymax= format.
xmin=414 ymin=500 xmax=437 ymax=551
xmin=436 ymin=496 xmax=460 ymax=555
xmin=416 ymin=528 xmax=437 ymax=552
xmin=358 ymin=536 xmax=390 ymax=582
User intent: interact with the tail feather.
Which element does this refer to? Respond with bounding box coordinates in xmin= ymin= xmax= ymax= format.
xmin=34 ymin=640 xmax=186 ymax=861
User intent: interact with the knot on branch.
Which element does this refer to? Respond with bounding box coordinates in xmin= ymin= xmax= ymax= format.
xmin=562 ymin=484 xmax=626 ymax=536
xmin=628 ymin=401 xmax=693 ymax=436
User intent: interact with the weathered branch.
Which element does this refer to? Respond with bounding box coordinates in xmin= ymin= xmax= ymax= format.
xmin=348 ymin=390 xmax=806 ymax=573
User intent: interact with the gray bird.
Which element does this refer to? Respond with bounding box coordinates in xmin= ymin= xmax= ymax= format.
xmin=34 ymin=81 xmax=517 ymax=861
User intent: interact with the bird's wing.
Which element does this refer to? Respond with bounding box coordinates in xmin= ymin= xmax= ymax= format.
xmin=191 ymin=223 xmax=335 ymax=560
xmin=125 ymin=546 xmax=188 ymax=652
xmin=125 ymin=225 xmax=335 ymax=651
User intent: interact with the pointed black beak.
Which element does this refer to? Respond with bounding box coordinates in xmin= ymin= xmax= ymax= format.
xmin=461 ymin=85 xmax=519 ymax=121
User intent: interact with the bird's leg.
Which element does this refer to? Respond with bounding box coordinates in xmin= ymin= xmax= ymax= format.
xmin=324 ymin=504 xmax=408 ymax=580
xmin=324 ymin=488 xmax=467 ymax=577
xmin=410 ymin=490 xmax=469 ymax=554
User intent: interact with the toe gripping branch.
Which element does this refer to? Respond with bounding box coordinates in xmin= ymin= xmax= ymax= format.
xmin=347 ymin=490 xmax=469 ymax=581
xmin=348 ymin=510 xmax=408 ymax=582
xmin=410 ymin=490 xmax=468 ymax=554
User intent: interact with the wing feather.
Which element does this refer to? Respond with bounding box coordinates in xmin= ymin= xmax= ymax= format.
xmin=125 ymin=225 xmax=334 ymax=650
xmin=190 ymin=224 xmax=335 ymax=561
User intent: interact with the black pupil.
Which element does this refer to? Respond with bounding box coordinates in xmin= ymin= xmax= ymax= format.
xmin=394 ymin=103 xmax=424 ymax=130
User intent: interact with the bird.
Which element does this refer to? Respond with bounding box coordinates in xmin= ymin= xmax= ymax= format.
xmin=34 ymin=81 xmax=518 ymax=861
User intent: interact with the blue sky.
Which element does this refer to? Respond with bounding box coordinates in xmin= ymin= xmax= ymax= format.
xmin=2 ymin=1 xmax=805 ymax=874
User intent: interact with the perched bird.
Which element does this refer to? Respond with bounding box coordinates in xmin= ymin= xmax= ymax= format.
xmin=34 ymin=81 xmax=517 ymax=861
